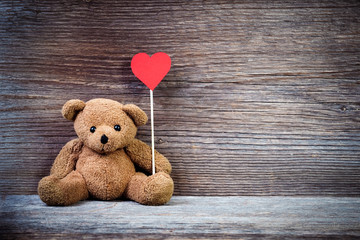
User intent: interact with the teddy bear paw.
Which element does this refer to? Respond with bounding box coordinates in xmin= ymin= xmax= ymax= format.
xmin=143 ymin=172 xmax=174 ymax=205
xmin=38 ymin=176 xmax=70 ymax=206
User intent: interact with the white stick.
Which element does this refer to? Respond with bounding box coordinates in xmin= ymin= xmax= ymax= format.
xmin=150 ymin=89 xmax=155 ymax=175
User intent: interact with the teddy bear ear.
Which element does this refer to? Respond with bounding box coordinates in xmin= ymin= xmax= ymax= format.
xmin=123 ymin=104 xmax=148 ymax=126
xmin=62 ymin=99 xmax=86 ymax=121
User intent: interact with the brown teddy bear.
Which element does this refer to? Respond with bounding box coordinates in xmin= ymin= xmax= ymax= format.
xmin=38 ymin=98 xmax=174 ymax=206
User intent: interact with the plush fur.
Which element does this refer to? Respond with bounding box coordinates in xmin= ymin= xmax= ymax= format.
xmin=38 ymin=98 xmax=174 ymax=206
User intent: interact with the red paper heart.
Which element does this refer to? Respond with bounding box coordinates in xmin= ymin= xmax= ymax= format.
xmin=131 ymin=52 xmax=171 ymax=90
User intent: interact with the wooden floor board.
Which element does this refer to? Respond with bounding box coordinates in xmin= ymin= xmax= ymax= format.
xmin=1 ymin=195 xmax=360 ymax=239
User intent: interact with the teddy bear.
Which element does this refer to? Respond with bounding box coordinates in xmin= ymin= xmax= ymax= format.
xmin=38 ymin=98 xmax=174 ymax=206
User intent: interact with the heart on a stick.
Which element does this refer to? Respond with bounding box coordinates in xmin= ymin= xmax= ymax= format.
xmin=131 ymin=52 xmax=171 ymax=90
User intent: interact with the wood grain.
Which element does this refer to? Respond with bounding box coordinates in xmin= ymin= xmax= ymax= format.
xmin=0 ymin=0 xmax=359 ymax=196
xmin=1 ymin=195 xmax=359 ymax=239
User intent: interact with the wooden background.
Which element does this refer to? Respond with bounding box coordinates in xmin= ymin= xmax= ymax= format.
xmin=0 ymin=0 xmax=359 ymax=197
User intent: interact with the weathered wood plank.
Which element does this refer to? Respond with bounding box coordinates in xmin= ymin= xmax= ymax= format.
xmin=1 ymin=195 xmax=359 ymax=239
xmin=0 ymin=0 xmax=359 ymax=196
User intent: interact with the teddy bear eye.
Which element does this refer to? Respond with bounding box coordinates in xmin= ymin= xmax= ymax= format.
xmin=90 ymin=126 xmax=96 ymax=133
xmin=114 ymin=125 xmax=121 ymax=131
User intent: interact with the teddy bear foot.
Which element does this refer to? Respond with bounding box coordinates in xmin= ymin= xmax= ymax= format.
xmin=125 ymin=172 xmax=174 ymax=205
xmin=144 ymin=172 xmax=174 ymax=205
xmin=38 ymin=171 xmax=88 ymax=206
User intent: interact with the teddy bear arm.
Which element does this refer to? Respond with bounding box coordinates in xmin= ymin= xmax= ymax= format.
xmin=50 ymin=138 xmax=84 ymax=178
xmin=125 ymin=139 xmax=172 ymax=174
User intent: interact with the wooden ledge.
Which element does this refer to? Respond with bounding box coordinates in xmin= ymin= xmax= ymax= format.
xmin=1 ymin=195 xmax=359 ymax=239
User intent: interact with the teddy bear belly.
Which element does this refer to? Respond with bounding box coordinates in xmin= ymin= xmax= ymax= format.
xmin=77 ymin=155 xmax=136 ymax=200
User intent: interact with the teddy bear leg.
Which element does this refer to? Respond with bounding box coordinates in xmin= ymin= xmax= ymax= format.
xmin=38 ymin=170 xmax=88 ymax=206
xmin=124 ymin=172 xmax=174 ymax=205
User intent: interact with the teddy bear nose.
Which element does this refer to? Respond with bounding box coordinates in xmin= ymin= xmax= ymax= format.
xmin=101 ymin=134 xmax=108 ymax=144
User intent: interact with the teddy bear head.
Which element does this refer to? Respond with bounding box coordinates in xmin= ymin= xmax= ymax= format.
xmin=61 ymin=98 xmax=148 ymax=154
